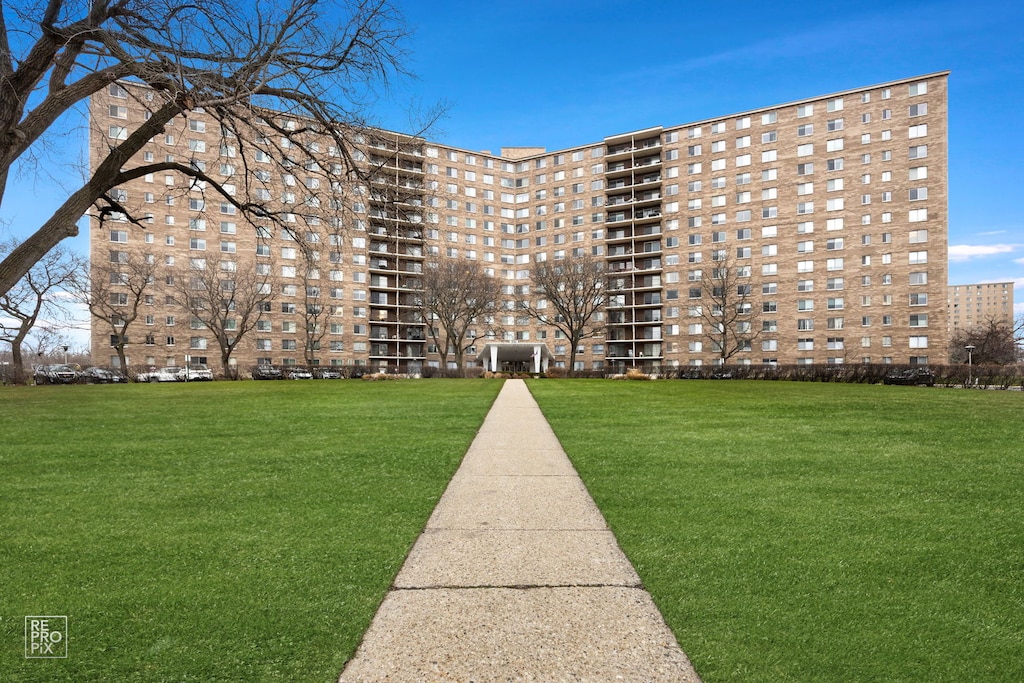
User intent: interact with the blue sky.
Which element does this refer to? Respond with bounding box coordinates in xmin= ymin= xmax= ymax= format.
xmin=2 ymin=0 xmax=1023 ymax=348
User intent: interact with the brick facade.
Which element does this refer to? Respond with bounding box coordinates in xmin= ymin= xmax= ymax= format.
xmin=89 ymin=72 xmax=950 ymax=373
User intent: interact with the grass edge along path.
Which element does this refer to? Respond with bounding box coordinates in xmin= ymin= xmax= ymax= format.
xmin=1 ymin=379 xmax=502 ymax=682
xmin=527 ymin=379 xmax=1024 ymax=683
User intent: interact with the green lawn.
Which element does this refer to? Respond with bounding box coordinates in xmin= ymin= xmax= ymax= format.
xmin=0 ymin=379 xmax=501 ymax=682
xmin=527 ymin=380 xmax=1024 ymax=683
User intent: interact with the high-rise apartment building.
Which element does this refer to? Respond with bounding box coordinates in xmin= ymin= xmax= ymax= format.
xmin=89 ymin=72 xmax=949 ymax=374
xmin=947 ymin=282 xmax=1014 ymax=332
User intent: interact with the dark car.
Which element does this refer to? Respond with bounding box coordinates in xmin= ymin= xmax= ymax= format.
xmin=33 ymin=364 xmax=78 ymax=384
xmin=79 ymin=367 xmax=127 ymax=384
xmin=883 ymin=368 xmax=935 ymax=386
xmin=251 ymin=365 xmax=283 ymax=380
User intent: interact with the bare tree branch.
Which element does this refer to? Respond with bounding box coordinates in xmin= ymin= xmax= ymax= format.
xmin=517 ymin=252 xmax=605 ymax=377
xmin=0 ymin=0 xmax=418 ymax=296
xmin=419 ymin=255 xmax=502 ymax=371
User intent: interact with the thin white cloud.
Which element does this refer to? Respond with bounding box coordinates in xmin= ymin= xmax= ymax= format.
xmin=977 ymin=230 xmax=1008 ymax=236
xmin=948 ymin=244 xmax=1020 ymax=262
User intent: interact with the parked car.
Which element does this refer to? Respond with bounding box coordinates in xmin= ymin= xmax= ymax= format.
xmin=314 ymin=368 xmax=342 ymax=379
xmin=883 ymin=368 xmax=936 ymax=386
xmin=33 ymin=364 xmax=79 ymax=384
xmin=177 ymin=364 xmax=214 ymax=381
xmin=79 ymin=367 xmax=127 ymax=384
xmin=136 ymin=367 xmax=182 ymax=383
xmin=286 ymin=367 xmax=314 ymax=380
xmin=251 ymin=365 xmax=283 ymax=380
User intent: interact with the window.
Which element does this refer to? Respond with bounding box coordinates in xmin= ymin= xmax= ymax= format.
xmin=798 ymin=124 xmax=814 ymax=137
xmin=908 ymin=251 xmax=928 ymax=265
xmin=797 ymin=104 xmax=813 ymax=118
xmin=909 ymin=145 xmax=928 ymax=159
xmin=797 ymin=144 xmax=814 ymax=157
xmin=908 ymin=82 xmax=928 ymax=96
xmin=797 ymin=162 xmax=814 ymax=175
xmin=909 ymin=124 xmax=928 ymax=139
xmin=909 ymin=103 xmax=928 ymax=117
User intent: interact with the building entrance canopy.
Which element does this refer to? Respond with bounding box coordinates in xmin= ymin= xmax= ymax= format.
xmin=476 ymin=343 xmax=553 ymax=374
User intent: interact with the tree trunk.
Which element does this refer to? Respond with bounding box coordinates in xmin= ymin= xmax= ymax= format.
xmin=10 ymin=337 xmax=26 ymax=382
xmin=221 ymin=347 xmax=235 ymax=380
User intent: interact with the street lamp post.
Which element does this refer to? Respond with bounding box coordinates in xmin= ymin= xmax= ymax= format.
xmin=965 ymin=344 xmax=976 ymax=387
xmin=61 ymin=345 xmax=69 ymax=364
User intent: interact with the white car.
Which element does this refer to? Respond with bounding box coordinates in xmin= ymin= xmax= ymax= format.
xmin=137 ymin=367 xmax=182 ymax=383
xmin=178 ymin=365 xmax=214 ymax=381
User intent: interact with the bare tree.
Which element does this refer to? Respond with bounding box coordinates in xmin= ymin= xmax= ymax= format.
xmin=518 ymin=252 xmax=606 ymax=377
xmin=0 ymin=0 xmax=416 ymax=298
xmin=949 ymin=315 xmax=1018 ymax=365
xmin=694 ymin=252 xmax=759 ymax=364
xmin=419 ymin=256 xmax=502 ymax=371
xmin=173 ymin=257 xmax=274 ymax=378
xmin=296 ymin=248 xmax=330 ymax=368
xmin=0 ymin=239 xmax=84 ymax=380
xmin=79 ymin=250 xmax=158 ymax=370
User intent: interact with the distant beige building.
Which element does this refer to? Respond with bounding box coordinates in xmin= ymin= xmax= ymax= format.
xmin=948 ymin=282 xmax=1014 ymax=332
xmin=89 ymin=72 xmax=950 ymax=373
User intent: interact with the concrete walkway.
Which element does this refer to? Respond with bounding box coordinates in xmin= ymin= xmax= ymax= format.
xmin=338 ymin=379 xmax=702 ymax=682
